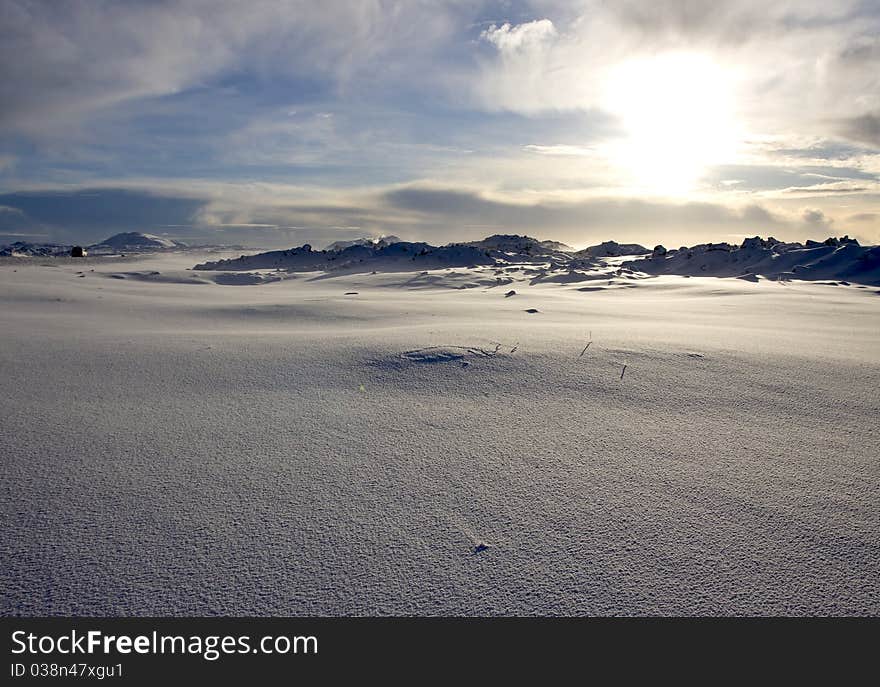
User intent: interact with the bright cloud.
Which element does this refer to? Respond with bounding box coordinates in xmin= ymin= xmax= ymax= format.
xmin=480 ymin=20 xmax=557 ymax=52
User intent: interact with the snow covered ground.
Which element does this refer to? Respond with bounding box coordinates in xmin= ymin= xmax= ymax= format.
xmin=1 ymin=251 xmax=878 ymax=616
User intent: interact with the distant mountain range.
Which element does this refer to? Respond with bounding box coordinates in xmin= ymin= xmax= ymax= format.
xmin=4 ymin=231 xmax=878 ymax=285
xmin=0 ymin=232 xmax=187 ymax=257
xmin=194 ymin=234 xmax=585 ymax=273
xmin=194 ymin=233 xmax=879 ymax=285
xmin=0 ymin=241 xmax=73 ymax=257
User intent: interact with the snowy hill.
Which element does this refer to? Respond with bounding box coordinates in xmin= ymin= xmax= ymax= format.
xmin=577 ymin=240 xmax=649 ymax=257
xmin=193 ymin=233 xmax=880 ymax=285
xmin=194 ymin=234 xmax=581 ymax=273
xmin=464 ymin=234 xmax=574 ymax=260
xmin=89 ymin=232 xmax=186 ymax=253
xmin=5 ymin=230 xmax=877 ymax=286
xmin=324 ymin=235 xmax=402 ymax=251
xmin=624 ymin=236 xmax=880 ymax=285
xmin=194 ymin=240 xmax=495 ymax=272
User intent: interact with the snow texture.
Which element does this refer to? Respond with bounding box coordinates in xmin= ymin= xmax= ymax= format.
xmin=1 ymin=246 xmax=878 ymax=616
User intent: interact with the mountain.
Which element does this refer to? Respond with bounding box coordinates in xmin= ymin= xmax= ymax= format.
xmin=0 ymin=241 xmax=72 ymax=257
xmin=577 ymin=240 xmax=649 ymax=257
xmin=193 ymin=233 xmax=880 ymax=286
xmin=4 ymin=230 xmax=878 ymax=285
xmin=193 ymin=234 xmax=578 ymax=273
xmin=624 ymin=236 xmax=880 ymax=285
xmin=194 ymin=240 xmax=495 ymax=272
xmin=324 ymin=235 xmax=402 ymax=251
xmin=464 ymin=234 xmax=574 ymax=257
xmin=89 ymin=232 xmax=186 ymax=253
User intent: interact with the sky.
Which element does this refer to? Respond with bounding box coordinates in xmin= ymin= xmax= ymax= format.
xmin=1 ymin=0 xmax=879 ymax=249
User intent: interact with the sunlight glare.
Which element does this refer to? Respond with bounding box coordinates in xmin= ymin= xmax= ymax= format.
xmin=601 ymin=53 xmax=741 ymax=194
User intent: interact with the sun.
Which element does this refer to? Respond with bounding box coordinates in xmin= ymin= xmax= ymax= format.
xmin=601 ymin=52 xmax=741 ymax=194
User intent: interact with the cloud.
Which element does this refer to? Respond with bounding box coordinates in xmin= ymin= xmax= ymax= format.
xmin=222 ymin=108 xmax=345 ymax=167
xmin=470 ymin=0 xmax=880 ymax=144
xmin=2 ymin=1 xmax=880 ymax=249
xmin=762 ymin=139 xmax=876 ymax=162
xmin=837 ymin=112 xmax=880 ymax=147
xmin=4 ymin=180 xmax=879 ymax=248
xmin=0 ymin=202 xmax=38 ymax=237
xmin=523 ymin=144 xmax=594 ymax=156
xmin=379 ymin=184 xmax=797 ymax=246
xmin=802 ymin=207 xmax=832 ymax=226
xmin=0 ymin=189 xmax=204 ymax=244
xmin=702 ymin=163 xmax=879 ymax=193
xmin=847 ymin=212 xmax=877 ymax=223
xmin=0 ymin=0 xmax=463 ymax=137
xmin=481 ymin=20 xmax=557 ymax=52
xmin=783 ymin=184 xmax=870 ymax=195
